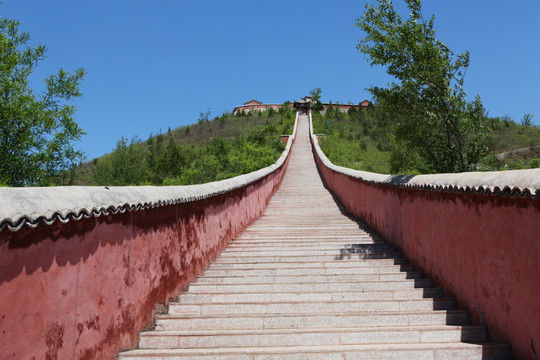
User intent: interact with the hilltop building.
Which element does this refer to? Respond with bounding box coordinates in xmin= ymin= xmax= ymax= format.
xmin=233 ymin=97 xmax=372 ymax=115
xmin=232 ymin=99 xmax=285 ymax=115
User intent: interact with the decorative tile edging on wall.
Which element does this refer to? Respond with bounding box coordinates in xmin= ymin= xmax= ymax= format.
xmin=310 ymin=113 xmax=540 ymax=360
xmin=0 ymin=113 xmax=298 ymax=360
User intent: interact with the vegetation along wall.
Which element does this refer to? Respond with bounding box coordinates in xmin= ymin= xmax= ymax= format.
xmin=0 ymin=115 xmax=297 ymax=360
xmin=310 ymin=114 xmax=540 ymax=360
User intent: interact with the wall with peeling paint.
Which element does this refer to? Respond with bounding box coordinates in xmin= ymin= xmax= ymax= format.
xmin=0 ymin=127 xmax=296 ymax=359
xmin=311 ymin=126 xmax=540 ymax=360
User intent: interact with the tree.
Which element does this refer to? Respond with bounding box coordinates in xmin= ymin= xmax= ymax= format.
xmin=521 ymin=113 xmax=534 ymax=127
xmin=309 ymin=87 xmax=324 ymax=113
xmin=326 ymin=101 xmax=334 ymax=117
xmin=198 ymin=108 xmax=211 ymax=123
xmin=355 ymin=0 xmax=488 ymax=173
xmin=0 ymin=17 xmax=86 ymax=186
xmin=102 ymin=137 xmax=149 ymax=186
xmin=279 ymin=101 xmax=291 ymax=115
xmin=164 ymin=138 xmax=185 ymax=179
xmin=348 ymin=105 xmax=358 ymax=117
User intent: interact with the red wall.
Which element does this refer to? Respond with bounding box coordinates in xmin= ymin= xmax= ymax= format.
xmin=312 ymin=139 xmax=540 ymax=359
xmin=0 ymin=154 xmax=291 ymax=359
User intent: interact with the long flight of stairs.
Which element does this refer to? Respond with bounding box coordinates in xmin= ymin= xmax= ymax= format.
xmin=119 ymin=115 xmax=511 ymax=360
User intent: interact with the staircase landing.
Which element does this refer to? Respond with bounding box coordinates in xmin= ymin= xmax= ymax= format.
xmin=119 ymin=115 xmax=511 ymax=359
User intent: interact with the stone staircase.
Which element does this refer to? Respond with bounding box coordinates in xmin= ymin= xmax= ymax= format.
xmin=118 ymin=115 xmax=511 ymax=359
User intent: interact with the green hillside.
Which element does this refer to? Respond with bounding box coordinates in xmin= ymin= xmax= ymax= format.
xmin=313 ymin=105 xmax=540 ymax=174
xmin=68 ymin=105 xmax=296 ymax=186
xmin=65 ymin=102 xmax=538 ymax=187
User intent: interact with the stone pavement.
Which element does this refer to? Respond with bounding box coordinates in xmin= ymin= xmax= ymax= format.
xmin=118 ymin=115 xmax=511 ymax=360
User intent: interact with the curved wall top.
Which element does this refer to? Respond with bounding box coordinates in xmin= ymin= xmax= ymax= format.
xmin=310 ymin=114 xmax=540 ymax=198
xmin=0 ymin=113 xmax=298 ymax=232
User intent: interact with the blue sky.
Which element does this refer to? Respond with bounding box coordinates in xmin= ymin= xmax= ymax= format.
xmin=3 ymin=0 xmax=539 ymax=160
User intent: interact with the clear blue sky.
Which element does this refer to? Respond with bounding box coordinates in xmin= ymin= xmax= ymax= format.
xmin=3 ymin=0 xmax=539 ymax=160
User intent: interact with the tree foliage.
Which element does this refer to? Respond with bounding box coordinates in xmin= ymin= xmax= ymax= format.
xmin=313 ymin=102 xmax=539 ymax=174
xmin=309 ymin=87 xmax=324 ymax=113
xmin=355 ymin=0 xmax=488 ymax=172
xmin=93 ymin=137 xmax=150 ymax=186
xmin=521 ymin=113 xmax=534 ymax=127
xmin=0 ymin=17 xmax=86 ymax=186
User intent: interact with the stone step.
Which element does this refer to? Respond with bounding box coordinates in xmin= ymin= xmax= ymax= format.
xmin=225 ymin=243 xmax=390 ymax=251
xmin=216 ymin=249 xmax=398 ymax=258
xmin=205 ymin=265 xmax=415 ymax=275
xmin=138 ymin=325 xmax=487 ymax=349
xmin=228 ymin=243 xmax=383 ymax=249
xmin=219 ymin=250 xmax=395 ymax=257
xmin=248 ymin=228 xmax=373 ymax=231
xmin=222 ymin=248 xmax=394 ymax=255
xmin=235 ymin=231 xmax=376 ymax=235
xmin=237 ymin=229 xmax=371 ymax=233
xmin=236 ymin=225 xmax=362 ymax=228
xmin=237 ymin=231 xmax=370 ymax=233
xmin=215 ymin=253 xmax=403 ymax=262
xmin=207 ymin=261 xmax=413 ymax=270
xmin=179 ymin=288 xmax=444 ymax=304
xmin=119 ymin=342 xmax=511 ymax=360
xmin=212 ymin=257 xmax=408 ymax=265
xmin=236 ymin=231 xmax=379 ymax=233
xmin=195 ymin=272 xmax=422 ymax=284
xmin=186 ymin=279 xmax=433 ymax=293
xmin=155 ymin=310 xmax=470 ymax=331
xmin=237 ymin=232 xmax=368 ymax=237
xmin=233 ymin=233 xmax=379 ymax=238
xmin=237 ymin=232 xmax=368 ymax=236
xmin=241 ymin=222 xmax=365 ymax=225
xmin=230 ymin=241 xmax=380 ymax=246
xmin=168 ymin=298 xmax=455 ymax=316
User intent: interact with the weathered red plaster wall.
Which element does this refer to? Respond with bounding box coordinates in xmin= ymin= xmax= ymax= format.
xmin=312 ymin=141 xmax=540 ymax=360
xmin=0 ymin=153 xmax=290 ymax=359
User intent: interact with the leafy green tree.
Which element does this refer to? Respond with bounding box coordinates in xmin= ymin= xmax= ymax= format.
xmin=218 ymin=114 xmax=227 ymax=127
xmin=94 ymin=137 xmax=149 ymax=186
xmin=0 ymin=17 xmax=86 ymax=186
xmin=279 ymin=101 xmax=291 ymax=115
xmin=198 ymin=108 xmax=211 ymax=123
xmin=521 ymin=113 xmax=534 ymax=127
xmin=389 ymin=143 xmax=428 ymax=174
xmin=92 ymin=156 xmax=114 ymax=185
xmin=326 ymin=101 xmax=334 ymax=117
xmin=164 ymin=138 xmax=185 ymax=178
xmin=309 ymin=88 xmax=324 ymax=113
xmin=355 ymin=0 xmax=488 ymax=172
